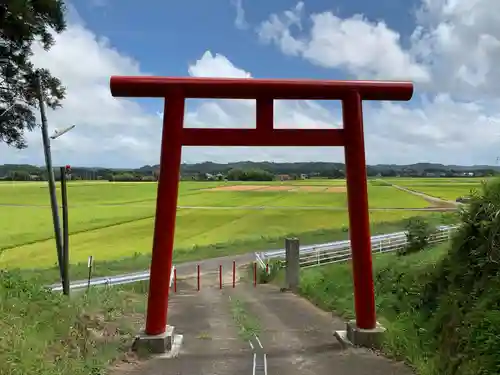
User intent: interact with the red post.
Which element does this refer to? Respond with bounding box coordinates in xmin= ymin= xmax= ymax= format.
xmin=253 ymin=262 xmax=257 ymax=287
xmin=343 ymin=91 xmax=376 ymax=330
xmin=144 ymin=93 xmax=184 ymax=335
xmin=219 ymin=264 xmax=223 ymax=289
xmin=173 ymin=268 xmax=177 ymax=293
xmin=232 ymin=260 xmax=236 ymax=288
xmin=266 ymin=263 xmax=269 ymax=275
xmin=197 ymin=264 xmax=200 ymax=291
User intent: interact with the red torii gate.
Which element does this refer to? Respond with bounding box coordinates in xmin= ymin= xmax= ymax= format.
xmin=110 ymin=76 xmax=413 ymax=336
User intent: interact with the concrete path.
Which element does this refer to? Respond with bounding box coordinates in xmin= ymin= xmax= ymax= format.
xmin=225 ymin=282 xmax=414 ymax=375
xmin=114 ymin=268 xmax=413 ymax=375
xmin=113 ymin=275 xmax=253 ymax=375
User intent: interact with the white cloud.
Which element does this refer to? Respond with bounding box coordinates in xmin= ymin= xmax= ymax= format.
xmin=257 ymin=2 xmax=430 ymax=82
xmin=364 ymin=95 xmax=500 ymax=164
xmin=258 ymin=2 xmax=306 ymax=56
xmin=258 ymin=0 xmax=500 ymax=99
xmin=231 ymin=0 xmax=249 ymax=30
xmin=188 ymin=51 xmax=251 ymax=78
xmin=411 ymin=0 xmax=500 ymax=99
xmin=0 ymin=19 xmax=163 ymax=168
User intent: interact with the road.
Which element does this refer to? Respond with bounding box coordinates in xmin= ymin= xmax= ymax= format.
xmin=111 ymin=268 xmax=414 ymax=375
xmin=51 ymin=252 xmax=257 ymax=291
xmin=389 ymin=183 xmax=461 ymax=208
xmin=174 ymin=253 xmax=256 ymax=279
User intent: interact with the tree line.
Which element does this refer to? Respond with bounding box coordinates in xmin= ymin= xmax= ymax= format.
xmin=1 ymin=162 xmax=498 ymax=181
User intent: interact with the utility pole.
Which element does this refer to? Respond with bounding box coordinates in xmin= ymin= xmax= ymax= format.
xmin=60 ymin=166 xmax=70 ymax=296
xmin=37 ymin=73 xmax=64 ymax=282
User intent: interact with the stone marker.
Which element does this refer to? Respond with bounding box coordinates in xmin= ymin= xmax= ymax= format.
xmin=285 ymin=238 xmax=300 ymax=292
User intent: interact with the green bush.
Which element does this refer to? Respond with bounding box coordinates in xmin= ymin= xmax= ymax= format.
xmin=398 ymin=218 xmax=435 ymax=256
xmin=416 ymin=178 xmax=500 ymax=375
xmin=257 ymin=259 xmax=285 ymax=284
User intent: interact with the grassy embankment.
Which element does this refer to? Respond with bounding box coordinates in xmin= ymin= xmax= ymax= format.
xmin=0 ymin=270 xmax=149 ymax=375
xmin=298 ymin=178 xmax=500 ymax=375
xmin=0 ymin=179 xmax=459 ymax=283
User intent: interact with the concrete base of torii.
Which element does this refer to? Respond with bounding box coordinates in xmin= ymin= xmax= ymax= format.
xmin=334 ymin=320 xmax=386 ymax=349
xmin=132 ymin=325 xmax=182 ymax=355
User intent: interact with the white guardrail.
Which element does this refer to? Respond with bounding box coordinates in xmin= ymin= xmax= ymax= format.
xmin=49 ymin=265 xmax=176 ymax=292
xmin=255 ymin=224 xmax=458 ymax=269
xmin=49 ymin=225 xmax=457 ymax=292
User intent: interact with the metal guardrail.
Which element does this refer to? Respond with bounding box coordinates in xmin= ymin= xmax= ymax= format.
xmin=48 ymin=225 xmax=457 ymax=292
xmin=49 ymin=265 xmax=176 ymax=292
xmin=256 ymin=224 xmax=457 ymax=269
xmin=255 ymin=252 xmax=266 ymax=270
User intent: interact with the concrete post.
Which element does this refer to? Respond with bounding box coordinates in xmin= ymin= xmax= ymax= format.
xmin=285 ymin=238 xmax=300 ymax=292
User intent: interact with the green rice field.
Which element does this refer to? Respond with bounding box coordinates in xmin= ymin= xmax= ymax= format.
xmin=0 ymin=178 xmax=469 ymax=270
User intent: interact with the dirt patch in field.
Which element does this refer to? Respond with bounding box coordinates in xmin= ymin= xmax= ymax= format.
xmin=295 ymin=186 xmax=328 ymax=192
xmin=325 ymin=186 xmax=347 ymax=193
xmin=205 ymin=184 xmax=348 ymax=193
xmin=207 ymin=185 xmax=267 ymax=192
xmin=260 ymin=185 xmax=294 ymax=191
xmin=425 ymin=200 xmax=458 ymax=209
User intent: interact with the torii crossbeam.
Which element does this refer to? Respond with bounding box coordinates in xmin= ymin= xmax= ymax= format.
xmin=110 ymin=76 xmax=413 ymax=336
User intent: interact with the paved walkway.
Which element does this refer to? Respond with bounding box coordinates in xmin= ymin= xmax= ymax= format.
xmin=226 ymin=283 xmax=413 ymax=375
xmin=113 ymin=275 xmax=252 ymax=375
xmin=113 ymin=269 xmax=414 ymax=375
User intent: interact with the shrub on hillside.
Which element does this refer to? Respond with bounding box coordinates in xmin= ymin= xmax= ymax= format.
xmin=417 ymin=178 xmax=500 ymax=375
xmin=398 ymin=217 xmax=435 ymax=256
xmin=257 ymin=259 xmax=285 ymax=284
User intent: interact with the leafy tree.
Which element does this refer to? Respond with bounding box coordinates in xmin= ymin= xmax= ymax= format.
xmin=227 ymin=168 xmax=273 ymax=181
xmin=227 ymin=168 xmax=244 ymax=181
xmin=1 ymin=0 xmax=67 ymax=149
xmin=398 ymin=217 xmax=435 ymax=256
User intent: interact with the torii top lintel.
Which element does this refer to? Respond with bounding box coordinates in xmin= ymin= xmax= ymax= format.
xmin=110 ymin=76 xmax=413 ymax=101
xmin=109 ymin=76 xmax=413 ymax=147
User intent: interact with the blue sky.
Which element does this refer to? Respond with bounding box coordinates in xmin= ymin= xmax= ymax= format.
xmin=2 ymin=0 xmax=500 ymax=168
xmin=76 ymin=0 xmax=418 ymax=80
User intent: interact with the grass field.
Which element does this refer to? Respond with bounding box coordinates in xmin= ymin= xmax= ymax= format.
xmin=383 ymin=177 xmax=486 ymax=201
xmin=0 ymin=179 xmax=460 ymax=270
